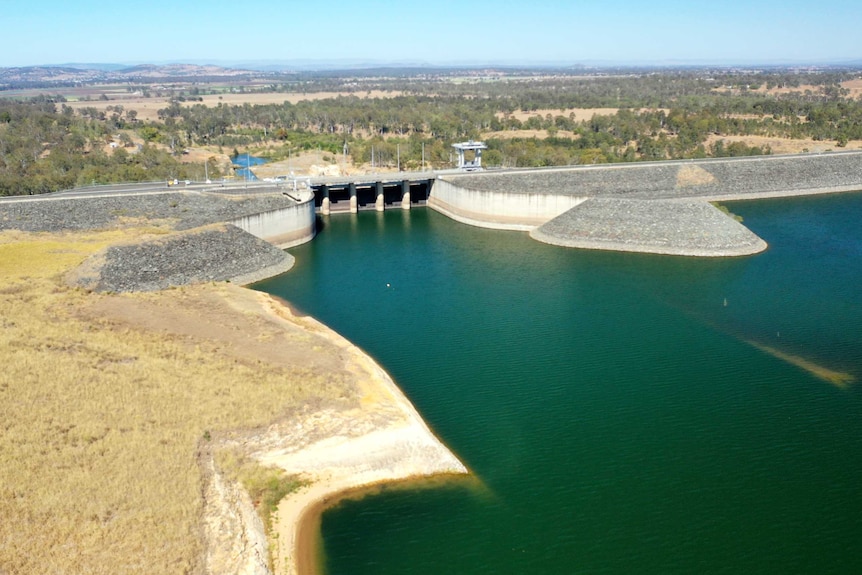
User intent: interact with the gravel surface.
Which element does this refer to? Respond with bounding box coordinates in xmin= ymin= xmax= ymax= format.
xmin=71 ymin=224 xmax=294 ymax=293
xmin=1 ymin=189 xmax=299 ymax=292
xmin=0 ymin=191 xmax=295 ymax=232
xmin=445 ymin=152 xmax=862 ymax=200
xmin=531 ymin=198 xmax=767 ymax=256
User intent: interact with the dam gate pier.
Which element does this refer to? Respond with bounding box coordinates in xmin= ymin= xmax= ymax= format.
xmin=310 ymin=174 xmax=435 ymax=214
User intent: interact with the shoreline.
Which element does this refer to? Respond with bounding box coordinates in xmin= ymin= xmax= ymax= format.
xmin=246 ymin=294 xmax=469 ymax=575
xmin=293 ymin=474 xmax=471 ymax=575
xmin=243 ymin=184 xmax=861 ymax=574
xmin=5 ymin=154 xmax=861 ymax=572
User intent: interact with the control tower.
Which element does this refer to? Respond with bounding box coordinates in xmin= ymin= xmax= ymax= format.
xmin=452 ymin=140 xmax=488 ymax=170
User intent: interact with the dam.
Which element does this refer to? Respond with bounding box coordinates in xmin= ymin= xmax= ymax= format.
xmin=3 ymin=150 xmax=862 ymax=574
xmin=3 ymin=150 xmax=862 ymax=264
xmin=309 ymin=172 xmax=435 ymax=214
xmin=309 ymin=150 xmax=862 ymax=256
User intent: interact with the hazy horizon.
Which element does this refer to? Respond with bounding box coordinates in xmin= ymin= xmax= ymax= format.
xmin=4 ymin=0 xmax=862 ymax=70
xmin=6 ymin=57 xmax=862 ymax=74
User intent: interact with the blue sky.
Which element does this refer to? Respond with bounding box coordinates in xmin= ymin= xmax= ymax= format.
xmin=3 ymin=0 xmax=861 ymax=67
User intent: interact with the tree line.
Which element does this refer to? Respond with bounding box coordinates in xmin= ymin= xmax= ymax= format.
xmin=1 ymin=68 xmax=860 ymax=195
xmin=0 ymin=98 xmax=221 ymax=195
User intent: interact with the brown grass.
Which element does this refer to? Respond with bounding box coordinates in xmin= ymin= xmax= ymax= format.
xmin=65 ymin=99 xmax=168 ymax=123
xmin=191 ymin=90 xmax=402 ymax=108
xmin=714 ymin=80 xmax=862 ymax=99
xmin=677 ymin=165 xmax=717 ymax=187
xmin=481 ymin=129 xmax=578 ymax=140
xmin=495 ymin=108 xmax=670 ymax=123
xmin=741 ymin=80 xmax=862 ymax=99
xmin=64 ymin=90 xmax=403 ymax=123
xmin=0 ymin=229 xmax=355 ymax=574
xmin=704 ymin=134 xmax=862 ymax=154
xmin=841 ymin=78 xmax=862 ymax=98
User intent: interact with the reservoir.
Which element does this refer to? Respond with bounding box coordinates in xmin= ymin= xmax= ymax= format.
xmin=231 ymin=154 xmax=267 ymax=180
xmin=253 ymin=192 xmax=862 ymax=574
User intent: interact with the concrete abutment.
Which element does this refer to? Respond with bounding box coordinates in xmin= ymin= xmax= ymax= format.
xmin=230 ymin=191 xmax=317 ymax=249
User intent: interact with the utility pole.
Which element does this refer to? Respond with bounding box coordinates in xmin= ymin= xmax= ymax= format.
xmin=397 ymin=144 xmax=401 ymax=172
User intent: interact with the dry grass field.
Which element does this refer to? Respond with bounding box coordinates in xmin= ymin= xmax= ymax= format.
xmin=841 ymin=78 xmax=862 ymax=97
xmin=495 ymin=108 xmax=671 ymax=123
xmin=64 ymin=90 xmax=403 ymax=123
xmin=191 ymin=90 xmax=402 ymax=108
xmin=481 ymin=128 xmax=579 ymax=140
xmin=0 ymin=228 xmax=358 ymax=574
xmin=753 ymin=79 xmax=862 ymax=98
xmin=716 ymin=79 xmax=862 ymax=98
xmin=703 ymin=133 xmax=862 ymax=154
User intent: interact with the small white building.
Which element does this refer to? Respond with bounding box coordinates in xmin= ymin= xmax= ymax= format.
xmin=452 ymin=140 xmax=488 ymax=170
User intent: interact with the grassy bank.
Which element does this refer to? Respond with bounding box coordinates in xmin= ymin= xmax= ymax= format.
xmin=0 ymin=228 xmax=354 ymax=574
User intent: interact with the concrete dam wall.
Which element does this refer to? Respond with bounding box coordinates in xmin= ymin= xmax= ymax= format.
xmin=230 ymin=190 xmax=317 ymax=249
xmin=428 ymin=178 xmax=587 ymax=231
xmin=429 ymin=152 xmax=862 ymax=257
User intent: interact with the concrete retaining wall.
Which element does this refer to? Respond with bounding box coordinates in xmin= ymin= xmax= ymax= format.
xmin=231 ymin=192 xmax=317 ymax=248
xmin=428 ymin=178 xmax=586 ymax=230
xmin=428 ymin=153 xmax=862 ymax=256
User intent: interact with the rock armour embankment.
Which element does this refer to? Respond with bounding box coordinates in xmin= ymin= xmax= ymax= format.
xmin=531 ymin=198 xmax=767 ymax=256
xmin=1 ymin=190 xmax=298 ymax=291
xmin=0 ymin=191 xmax=296 ymax=233
xmin=70 ymin=223 xmax=293 ymax=293
xmin=441 ymin=152 xmax=862 ymax=255
xmin=445 ymin=152 xmax=862 ymax=200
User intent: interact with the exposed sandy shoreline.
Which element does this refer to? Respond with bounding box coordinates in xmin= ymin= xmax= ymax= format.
xmin=243 ymin=294 xmax=468 ymax=575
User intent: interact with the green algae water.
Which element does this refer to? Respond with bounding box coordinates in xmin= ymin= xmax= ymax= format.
xmin=254 ymin=193 xmax=862 ymax=574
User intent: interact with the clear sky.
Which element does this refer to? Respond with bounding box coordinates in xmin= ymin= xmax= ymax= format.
xmin=3 ymin=0 xmax=861 ymax=68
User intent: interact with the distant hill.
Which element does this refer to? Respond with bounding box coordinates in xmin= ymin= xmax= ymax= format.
xmin=0 ymin=63 xmax=264 ymax=89
xmin=3 ymin=60 xmax=862 ymax=91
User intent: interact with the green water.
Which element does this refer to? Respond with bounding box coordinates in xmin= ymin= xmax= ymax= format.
xmin=254 ymin=193 xmax=862 ymax=574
